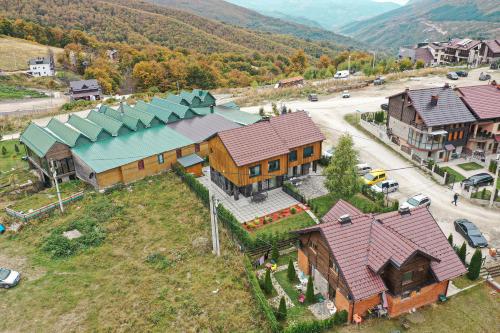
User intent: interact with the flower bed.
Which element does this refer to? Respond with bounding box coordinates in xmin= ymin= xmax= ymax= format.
xmin=244 ymin=204 xmax=305 ymax=231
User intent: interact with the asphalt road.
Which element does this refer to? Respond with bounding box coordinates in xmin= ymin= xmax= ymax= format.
xmin=243 ymin=67 xmax=500 ymax=258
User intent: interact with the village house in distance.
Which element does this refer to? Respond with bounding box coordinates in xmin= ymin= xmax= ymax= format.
xmin=69 ymin=79 xmax=103 ymax=101
xmin=28 ymin=56 xmax=55 ymax=77
xmin=295 ymin=200 xmax=466 ymax=322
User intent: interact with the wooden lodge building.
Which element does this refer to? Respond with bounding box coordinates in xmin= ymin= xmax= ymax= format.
xmin=20 ymin=90 xmax=260 ymax=190
xmin=295 ymin=201 xmax=466 ymax=322
xmin=208 ymin=111 xmax=325 ymax=200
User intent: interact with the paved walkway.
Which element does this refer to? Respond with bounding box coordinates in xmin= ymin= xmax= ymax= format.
xmin=199 ymin=167 xmax=299 ymax=223
xmin=293 ymin=168 xmax=329 ymax=200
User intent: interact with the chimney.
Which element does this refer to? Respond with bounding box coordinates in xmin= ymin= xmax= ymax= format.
xmin=398 ymin=206 xmax=411 ymax=216
xmin=338 ymin=214 xmax=352 ymax=225
xmin=430 ymin=95 xmax=439 ymax=106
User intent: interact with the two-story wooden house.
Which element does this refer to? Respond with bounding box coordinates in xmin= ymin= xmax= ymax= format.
xmin=208 ymin=111 xmax=325 ymax=200
xmin=457 ymin=84 xmax=500 ymax=156
xmin=387 ymin=84 xmax=477 ymax=162
xmin=295 ymin=200 xmax=466 ymax=322
xmin=69 ymin=79 xmax=102 ymax=101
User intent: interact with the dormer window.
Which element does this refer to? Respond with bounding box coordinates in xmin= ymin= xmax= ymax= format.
xmin=402 ymin=271 xmax=413 ymax=285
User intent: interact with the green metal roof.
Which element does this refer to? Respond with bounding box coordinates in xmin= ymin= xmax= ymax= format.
xmin=19 ymin=123 xmax=59 ymax=157
xmin=190 ymin=105 xmax=261 ymax=126
xmin=67 ymin=114 xmax=105 ymax=141
xmin=179 ymin=91 xmax=202 ymax=107
xmin=102 ymin=105 xmax=143 ymax=131
xmin=150 ymin=97 xmax=198 ymax=118
xmin=191 ymin=107 xmax=212 ymax=116
xmin=87 ymin=110 xmax=126 ymax=136
xmin=136 ymin=100 xmax=181 ymax=123
xmin=46 ymin=118 xmax=90 ymax=147
xmin=165 ymin=94 xmax=190 ymax=106
xmin=71 ymin=126 xmax=194 ymax=173
xmin=121 ymin=104 xmax=156 ymax=127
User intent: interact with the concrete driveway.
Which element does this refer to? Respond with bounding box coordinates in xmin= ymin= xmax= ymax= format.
xmin=242 ymin=67 xmax=500 ymax=254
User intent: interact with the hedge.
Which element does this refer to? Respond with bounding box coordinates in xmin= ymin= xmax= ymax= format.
xmin=243 ymin=256 xmax=281 ymax=333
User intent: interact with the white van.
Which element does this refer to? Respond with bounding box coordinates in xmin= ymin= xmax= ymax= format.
xmin=371 ymin=179 xmax=399 ymax=193
xmin=334 ymin=70 xmax=349 ymax=79
xmin=356 ymin=163 xmax=372 ymax=175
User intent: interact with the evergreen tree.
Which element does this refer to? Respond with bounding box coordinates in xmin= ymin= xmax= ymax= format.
xmin=306 ymin=275 xmax=315 ymax=303
xmin=287 ymin=258 xmax=297 ymax=282
xmin=277 ymin=296 xmax=287 ymax=320
xmin=324 ymin=134 xmax=360 ymax=198
xmin=448 ymin=233 xmax=453 ymax=246
xmin=1 ymin=146 xmax=6 ymax=155
xmin=458 ymin=242 xmax=467 ymax=264
xmin=264 ymin=269 xmax=273 ymax=295
xmin=14 ymin=144 xmax=19 ymax=153
xmin=271 ymin=241 xmax=279 ymax=262
xmin=467 ymin=248 xmax=482 ymax=280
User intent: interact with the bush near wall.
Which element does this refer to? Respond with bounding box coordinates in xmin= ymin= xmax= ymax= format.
xmin=243 ymin=256 xmax=281 ymax=333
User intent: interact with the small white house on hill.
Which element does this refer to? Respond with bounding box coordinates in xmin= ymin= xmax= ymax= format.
xmin=28 ymin=56 xmax=55 ymax=77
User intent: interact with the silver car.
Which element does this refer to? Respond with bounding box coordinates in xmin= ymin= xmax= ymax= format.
xmin=371 ymin=179 xmax=399 ymax=193
xmin=0 ymin=268 xmax=21 ymax=289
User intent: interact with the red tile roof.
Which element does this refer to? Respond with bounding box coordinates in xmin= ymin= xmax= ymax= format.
xmin=457 ymin=84 xmax=500 ymax=120
xmin=296 ymin=202 xmax=466 ymax=301
xmin=485 ymin=39 xmax=500 ymax=54
xmin=217 ymin=111 xmax=325 ymax=166
xmin=321 ymin=199 xmax=362 ymax=223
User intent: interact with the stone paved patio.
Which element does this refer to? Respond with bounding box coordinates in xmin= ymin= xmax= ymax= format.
xmin=293 ymin=167 xmax=329 ymax=200
xmin=199 ymin=167 xmax=299 ymax=223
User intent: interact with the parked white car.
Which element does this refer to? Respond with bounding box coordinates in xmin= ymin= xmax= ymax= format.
xmin=356 ymin=163 xmax=372 ymax=175
xmin=371 ymin=179 xmax=399 ymax=193
xmin=323 ymin=147 xmax=336 ymax=159
xmin=400 ymin=194 xmax=431 ymax=210
xmin=334 ymin=70 xmax=349 ymax=79
xmin=342 ymin=90 xmax=350 ymax=98
xmin=0 ymin=268 xmax=21 ymax=289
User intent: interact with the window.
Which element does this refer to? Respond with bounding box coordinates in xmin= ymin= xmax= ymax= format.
xmin=268 ymin=159 xmax=280 ymax=172
xmin=329 ymin=259 xmax=338 ymax=273
xmin=438 ymin=151 xmax=444 ymax=159
xmin=401 ymin=291 xmax=411 ymax=299
xmin=289 ymin=150 xmax=297 ymax=162
xmin=195 ymin=143 xmax=200 ymax=153
xmin=303 ymin=146 xmax=314 ymax=158
xmin=138 ymin=160 xmax=145 ymax=170
xmin=459 ymin=131 xmax=464 ymax=139
xmin=453 ymin=131 xmax=458 ymax=140
xmin=249 ymin=165 xmax=261 ymax=178
xmin=157 ymin=153 xmax=164 ymax=164
xmin=448 ymin=133 xmax=453 ymax=141
xmin=176 ymin=149 xmax=182 ymax=158
xmin=402 ymin=271 xmax=413 ymax=285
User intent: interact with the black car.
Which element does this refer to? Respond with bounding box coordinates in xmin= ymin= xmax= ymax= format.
xmin=308 ymin=94 xmax=318 ymax=102
xmin=454 ymin=219 xmax=488 ymax=248
xmin=456 ymin=70 xmax=468 ymax=77
xmin=462 ymin=173 xmax=494 ymax=187
xmin=380 ymin=103 xmax=389 ymax=111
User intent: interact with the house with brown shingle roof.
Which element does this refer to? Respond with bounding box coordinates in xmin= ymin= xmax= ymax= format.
xmin=208 ymin=111 xmax=325 ymax=200
xmin=457 ymin=84 xmax=500 ymax=156
xmin=294 ymin=200 xmax=466 ymax=322
xmin=386 ymin=84 xmax=476 ymax=162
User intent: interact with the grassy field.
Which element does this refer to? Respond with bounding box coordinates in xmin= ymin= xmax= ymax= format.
xmin=0 ymin=139 xmax=27 ymax=172
xmin=336 ymin=284 xmax=499 ymax=333
xmin=0 ymin=173 xmax=265 ymax=332
xmin=0 ymin=37 xmax=63 ymax=71
xmin=0 ymin=83 xmax=47 ymax=100
xmin=251 ymin=212 xmax=315 ymax=239
xmin=457 ymin=162 xmax=483 ymax=171
xmin=441 ymin=166 xmax=466 ymax=183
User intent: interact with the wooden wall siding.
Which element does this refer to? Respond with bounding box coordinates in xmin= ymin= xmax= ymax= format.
xmin=352 ymin=294 xmax=381 ymax=319
xmin=73 ymin=154 xmax=98 ymax=188
xmin=96 ymin=167 xmax=123 ymax=188
xmin=387 ymin=280 xmax=448 ymax=317
xmin=297 ymin=232 xmax=350 ymax=298
xmin=380 ymin=254 xmax=434 ymax=296
xmin=209 ymin=136 xmax=323 ymax=187
xmin=334 ymin=288 xmax=353 ymax=322
xmin=120 ymin=150 xmax=177 ymax=184
xmin=198 ymin=141 xmax=209 ymax=157
xmin=185 ymin=163 xmax=203 ymax=177
xmin=288 ymin=142 xmax=322 ymax=168
xmin=46 ymin=143 xmax=72 ymax=161
xmin=181 ymin=144 xmax=196 ymax=157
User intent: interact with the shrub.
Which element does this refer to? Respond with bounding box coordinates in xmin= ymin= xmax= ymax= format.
xmin=1 ymin=146 xmax=6 ymax=155
xmin=458 ymin=242 xmax=467 ymax=264
xmin=290 ymin=207 xmax=297 ymax=214
xmin=146 ymin=253 xmax=171 ymax=270
xmin=448 ymin=233 xmax=453 ymax=246
xmin=276 ymin=296 xmax=287 ymax=320
xmin=271 ymin=240 xmax=280 ymax=262
xmin=14 ymin=144 xmax=19 ymax=153
xmin=287 ymin=258 xmax=297 ymax=282
xmin=264 ymin=269 xmax=273 ymax=295
xmin=243 ymin=257 xmax=280 ymax=333
xmin=306 ymin=275 xmax=315 ymax=303
xmin=489 ymin=160 xmax=497 ymax=173
xmin=467 ymin=248 xmax=482 ymax=280
xmin=42 ymin=233 xmax=79 ymax=258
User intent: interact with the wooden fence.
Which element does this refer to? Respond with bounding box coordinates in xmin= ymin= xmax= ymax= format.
xmin=5 ymin=191 xmax=85 ymax=222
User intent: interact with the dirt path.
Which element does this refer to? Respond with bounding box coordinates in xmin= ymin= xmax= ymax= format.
xmin=242 ymin=67 xmax=500 ymax=253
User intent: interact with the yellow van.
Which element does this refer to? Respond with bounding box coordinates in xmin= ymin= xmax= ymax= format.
xmin=363 ymin=169 xmax=387 ymax=185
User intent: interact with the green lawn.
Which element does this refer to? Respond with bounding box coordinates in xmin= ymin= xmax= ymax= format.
xmin=251 ymin=211 xmax=316 ymax=239
xmin=10 ymin=180 xmax=85 ymax=212
xmin=0 ymin=140 xmax=27 ymax=172
xmin=310 ymin=193 xmax=396 ymax=218
xmin=336 ymin=284 xmax=499 ymax=333
xmin=457 ymin=162 xmax=484 ymax=171
xmin=309 ymin=194 xmax=336 ymax=217
xmin=0 ymin=173 xmax=265 ymax=332
xmin=441 ymin=166 xmax=466 ymax=182
xmin=274 ymin=270 xmax=316 ymax=323
xmin=452 ymin=276 xmax=477 ymax=289
xmin=0 ymin=83 xmax=47 ymax=100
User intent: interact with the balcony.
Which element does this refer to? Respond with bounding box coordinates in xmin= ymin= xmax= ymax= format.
xmin=469 ymin=133 xmax=493 ymax=142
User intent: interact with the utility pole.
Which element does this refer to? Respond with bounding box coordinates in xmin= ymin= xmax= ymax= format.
xmin=50 ymin=159 xmax=64 ymax=213
xmin=489 ymin=158 xmax=499 ymax=208
xmin=371 ymin=51 xmax=376 ymax=70
xmin=208 ymin=170 xmax=220 ymax=256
